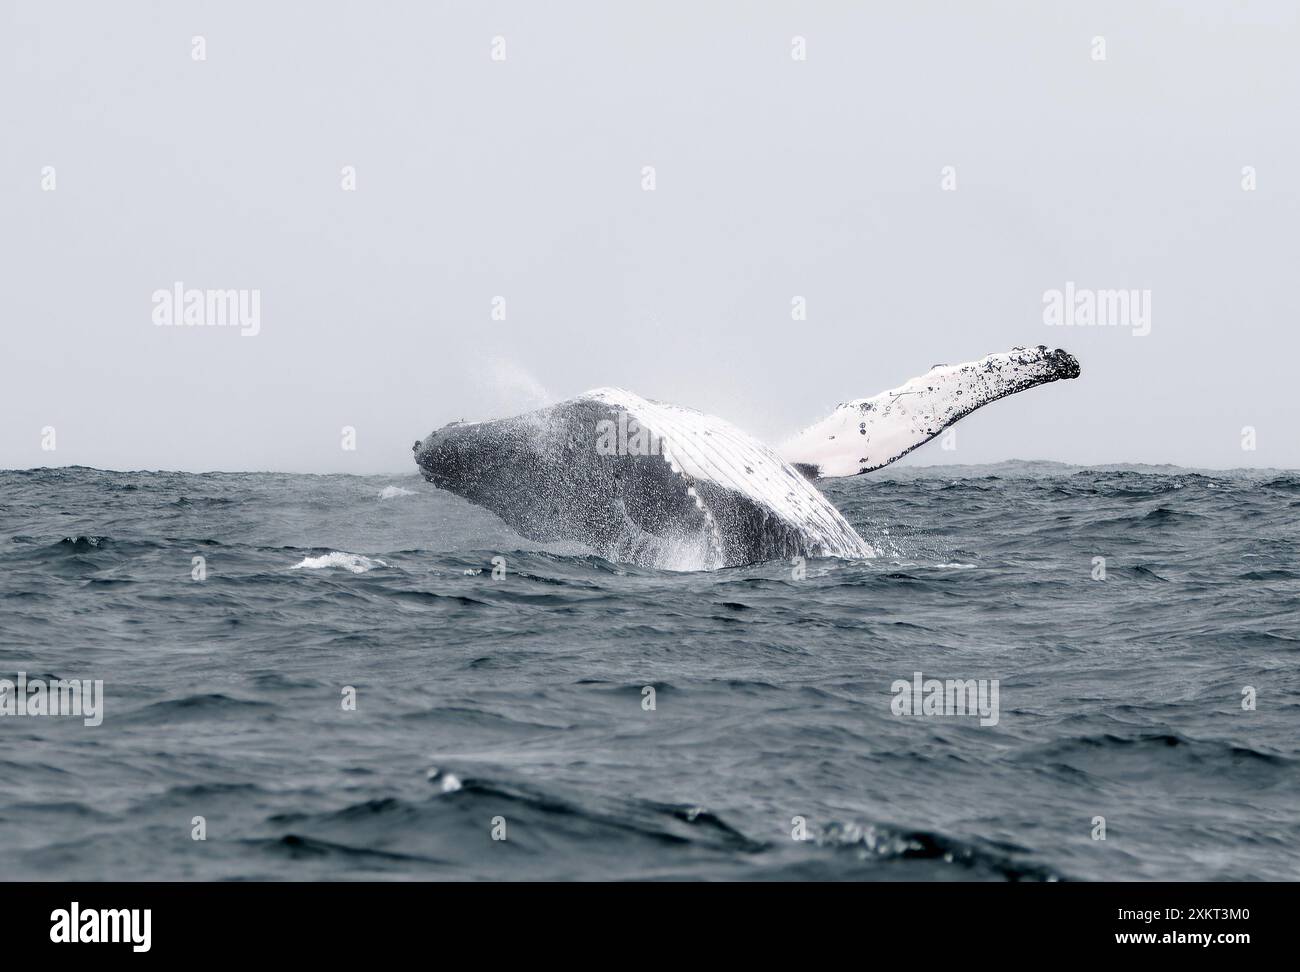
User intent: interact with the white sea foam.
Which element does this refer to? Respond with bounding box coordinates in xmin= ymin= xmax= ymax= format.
xmin=377 ymin=485 xmax=414 ymax=500
xmin=426 ymin=766 xmax=463 ymax=793
xmin=291 ymin=552 xmax=388 ymax=573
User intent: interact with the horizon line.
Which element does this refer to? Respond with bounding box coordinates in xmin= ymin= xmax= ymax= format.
xmin=4 ymin=459 xmax=1297 ymax=477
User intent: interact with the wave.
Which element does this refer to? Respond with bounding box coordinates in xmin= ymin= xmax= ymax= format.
xmin=1012 ymin=731 xmax=1295 ymax=780
xmin=811 ymin=820 xmax=1064 ymax=881
xmin=230 ymin=772 xmax=1065 ymax=880
xmin=290 ymin=551 xmax=388 ymax=573
xmin=244 ymin=834 xmax=447 ymax=865
xmin=58 ymin=535 xmax=114 ymax=551
xmin=122 ymin=693 xmax=275 ymax=725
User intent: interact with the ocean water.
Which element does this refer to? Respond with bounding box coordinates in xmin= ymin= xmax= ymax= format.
xmin=1 ymin=463 xmax=1297 ymax=881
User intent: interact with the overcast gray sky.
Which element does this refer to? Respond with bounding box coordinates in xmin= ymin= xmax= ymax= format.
xmin=3 ymin=1 xmax=1297 ymax=473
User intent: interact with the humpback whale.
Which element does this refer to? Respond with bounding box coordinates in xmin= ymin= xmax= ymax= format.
xmin=414 ymin=345 xmax=1080 ymax=570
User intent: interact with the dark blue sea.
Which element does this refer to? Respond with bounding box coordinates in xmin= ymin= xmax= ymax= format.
xmin=1 ymin=463 xmax=1296 ymax=881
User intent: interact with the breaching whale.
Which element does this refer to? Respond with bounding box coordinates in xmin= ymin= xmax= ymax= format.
xmin=414 ymin=345 xmax=1080 ymax=570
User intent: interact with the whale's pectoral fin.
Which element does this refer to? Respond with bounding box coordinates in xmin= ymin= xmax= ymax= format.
xmin=778 ymin=345 xmax=1080 ymax=478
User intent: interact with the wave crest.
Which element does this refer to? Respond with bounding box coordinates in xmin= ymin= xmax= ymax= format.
xmin=290 ymin=551 xmax=387 ymax=573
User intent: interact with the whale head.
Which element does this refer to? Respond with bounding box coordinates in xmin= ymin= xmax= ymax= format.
xmin=412 ymin=405 xmax=621 ymax=547
xmin=412 ymin=420 xmax=484 ymax=493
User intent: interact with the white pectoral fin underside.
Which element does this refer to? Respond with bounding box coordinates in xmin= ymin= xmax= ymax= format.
xmin=778 ymin=345 xmax=1081 ymax=479
xmin=585 ymin=387 xmax=872 ymax=557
